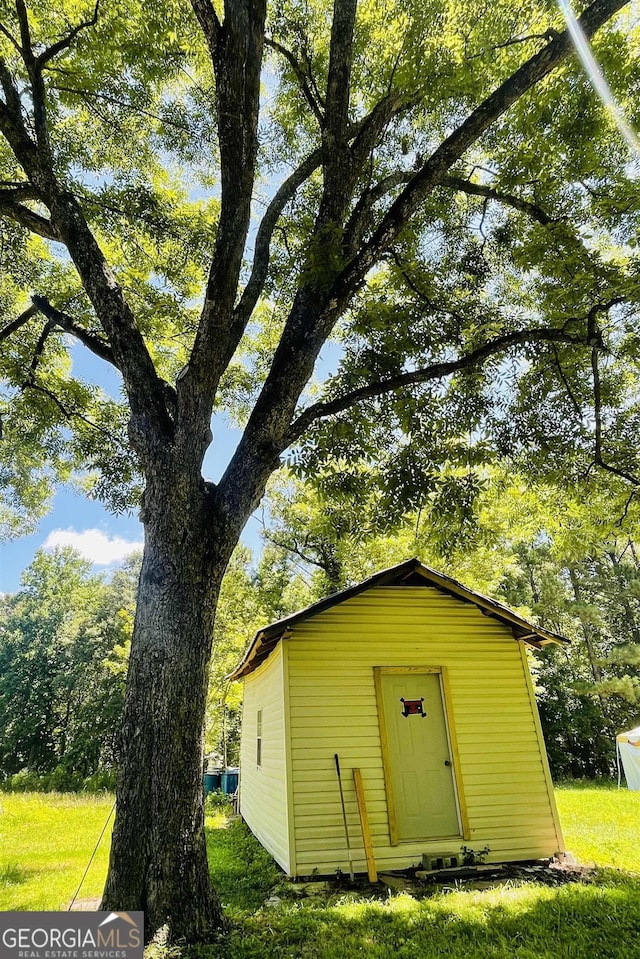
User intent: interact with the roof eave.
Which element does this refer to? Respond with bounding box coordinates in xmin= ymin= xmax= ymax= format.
xmin=228 ymin=558 xmax=568 ymax=680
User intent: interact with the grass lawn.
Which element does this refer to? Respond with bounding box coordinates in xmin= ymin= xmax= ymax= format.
xmin=0 ymin=792 xmax=114 ymax=910
xmin=556 ymin=781 xmax=639 ymax=872
xmin=1 ymin=785 xmax=639 ymax=958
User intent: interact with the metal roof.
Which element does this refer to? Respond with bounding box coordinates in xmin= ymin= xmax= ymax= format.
xmin=228 ymin=557 xmax=568 ymax=680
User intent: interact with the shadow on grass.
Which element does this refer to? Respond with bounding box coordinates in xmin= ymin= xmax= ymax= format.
xmin=206 ymin=816 xmax=282 ymax=916
xmin=230 ymin=877 xmax=640 ymax=959
xmin=202 ymin=820 xmax=640 ymax=959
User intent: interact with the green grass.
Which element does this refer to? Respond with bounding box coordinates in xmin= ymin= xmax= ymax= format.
xmin=206 ymin=810 xmax=281 ymax=918
xmin=226 ymin=879 xmax=640 ymax=959
xmin=556 ymin=781 xmax=639 ymax=872
xmin=1 ymin=785 xmax=639 ymax=958
xmin=0 ymin=791 xmax=114 ymax=910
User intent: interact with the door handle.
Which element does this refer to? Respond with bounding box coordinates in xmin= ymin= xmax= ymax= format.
xmin=444 ymin=760 xmax=452 ymax=766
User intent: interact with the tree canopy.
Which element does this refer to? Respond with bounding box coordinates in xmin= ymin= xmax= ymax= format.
xmin=1 ymin=0 xmax=639 ymax=519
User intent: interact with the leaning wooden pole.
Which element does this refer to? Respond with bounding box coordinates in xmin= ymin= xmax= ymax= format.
xmin=353 ymin=768 xmax=377 ymax=883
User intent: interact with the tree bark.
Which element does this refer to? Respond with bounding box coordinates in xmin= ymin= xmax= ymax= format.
xmin=100 ymin=486 xmax=231 ymax=942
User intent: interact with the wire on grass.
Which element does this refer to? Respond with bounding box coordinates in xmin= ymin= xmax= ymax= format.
xmin=68 ymin=799 xmax=116 ymax=911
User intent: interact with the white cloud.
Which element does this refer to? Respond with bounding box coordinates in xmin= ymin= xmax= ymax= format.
xmin=43 ymin=528 xmax=143 ymax=565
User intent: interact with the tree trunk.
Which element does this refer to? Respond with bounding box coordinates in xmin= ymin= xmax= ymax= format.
xmin=101 ymin=491 xmax=230 ymax=942
xmin=568 ymin=566 xmax=603 ymax=683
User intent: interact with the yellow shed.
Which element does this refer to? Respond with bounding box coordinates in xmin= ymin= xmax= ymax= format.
xmin=230 ymin=559 xmax=565 ymax=878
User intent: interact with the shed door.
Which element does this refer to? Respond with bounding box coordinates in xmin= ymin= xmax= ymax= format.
xmin=376 ymin=669 xmax=461 ymax=842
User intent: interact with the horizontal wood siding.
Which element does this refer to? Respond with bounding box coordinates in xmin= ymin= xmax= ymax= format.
xmin=239 ymin=643 xmax=290 ymax=873
xmin=285 ymin=586 xmax=563 ymax=876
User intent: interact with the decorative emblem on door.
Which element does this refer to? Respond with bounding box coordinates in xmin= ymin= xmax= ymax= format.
xmin=400 ymin=697 xmax=426 ymax=717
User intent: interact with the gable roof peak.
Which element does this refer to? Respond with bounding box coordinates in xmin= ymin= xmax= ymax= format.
xmin=229 ymin=558 xmax=567 ymax=680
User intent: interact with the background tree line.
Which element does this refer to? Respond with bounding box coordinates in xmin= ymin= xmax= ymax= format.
xmin=0 ymin=548 xmax=135 ymax=789
xmin=2 ymin=466 xmax=639 ymax=787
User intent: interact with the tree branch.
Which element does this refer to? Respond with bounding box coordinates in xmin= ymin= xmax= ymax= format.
xmin=22 ymin=380 xmax=122 ymax=443
xmin=233 ymin=148 xmax=322 ymax=328
xmin=50 ymin=83 xmax=202 ymax=136
xmin=390 ymin=249 xmax=477 ymax=332
xmin=339 ymin=91 xmax=423 ymax=253
xmin=466 ymin=30 xmax=561 ymax=61
xmin=35 ymin=0 xmax=100 ymax=69
xmin=0 ymin=40 xmax=175 ymax=451
xmin=9 ymin=1 xmax=101 ymax=164
xmin=0 ymin=22 xmax=22 ymax=56
xmin=218 ymin=58 xmax=425 ymax=517
xmin=324 ymin=0 xmax=357 ymax=142
xmin=0 ymin=57 xmax=22 ymax=116
xmin=14 ymin=0 xmax=34 ymax=64
xmin=0 ymin=180 xmax=38 ymax=197
xmin=184 ymin=87 xmax=417 ymax=434
xmin=8 ymin=43 xmax=174 ymax=439
xmin=442 ymin=174 xmax=555 ymax=225
xmin=7 ymin=1 xmax=52 ymax=164
xmin=30 ymin=295 xmax=118 ymax=368
xmin=22 ymin=317 xmax=55 ymax=386
xmin=229 ymin=93 xmax=417 ymax=336
xmin=2 ymin=294 xmax=122 ymax=372
xmin=319 ymin=0 xmax=358 ymax=224
xmin=0 ymin=302 xmax=38 ymax=343
xmin=37 ymin=193 xmax=174 ymax=445
xmin=0 ymin=57 xmax=40 ymax=175
xmin=266 ymin=37 xmax=324 ymax=126
xmin=344 ymin=169 xmax=412 ymax=251
xmin=286 ymin=327 xmax=596 ymax=443
xmin=350 ymin=91 xmax=420 ymax=173
xmin=590 ymin=344 xmax=640 ymax=485
xmin=614 ymin=488 xmax=639 ymax=527
xmin=178 ymin=0 xmax=266 ymax=413
xmin=262 ymin=528 xmax=324 ymax=571
xmin=0 ymin=189 xmax=59 ymax=239
xmin=551 ymin=344 xmax=584 ymax=421
xmin=189 ymin=0 xmax=221 ymax=55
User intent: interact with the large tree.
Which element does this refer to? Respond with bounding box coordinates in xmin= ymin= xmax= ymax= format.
xmin=1 ymin=0 xmax=639 ymax=941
